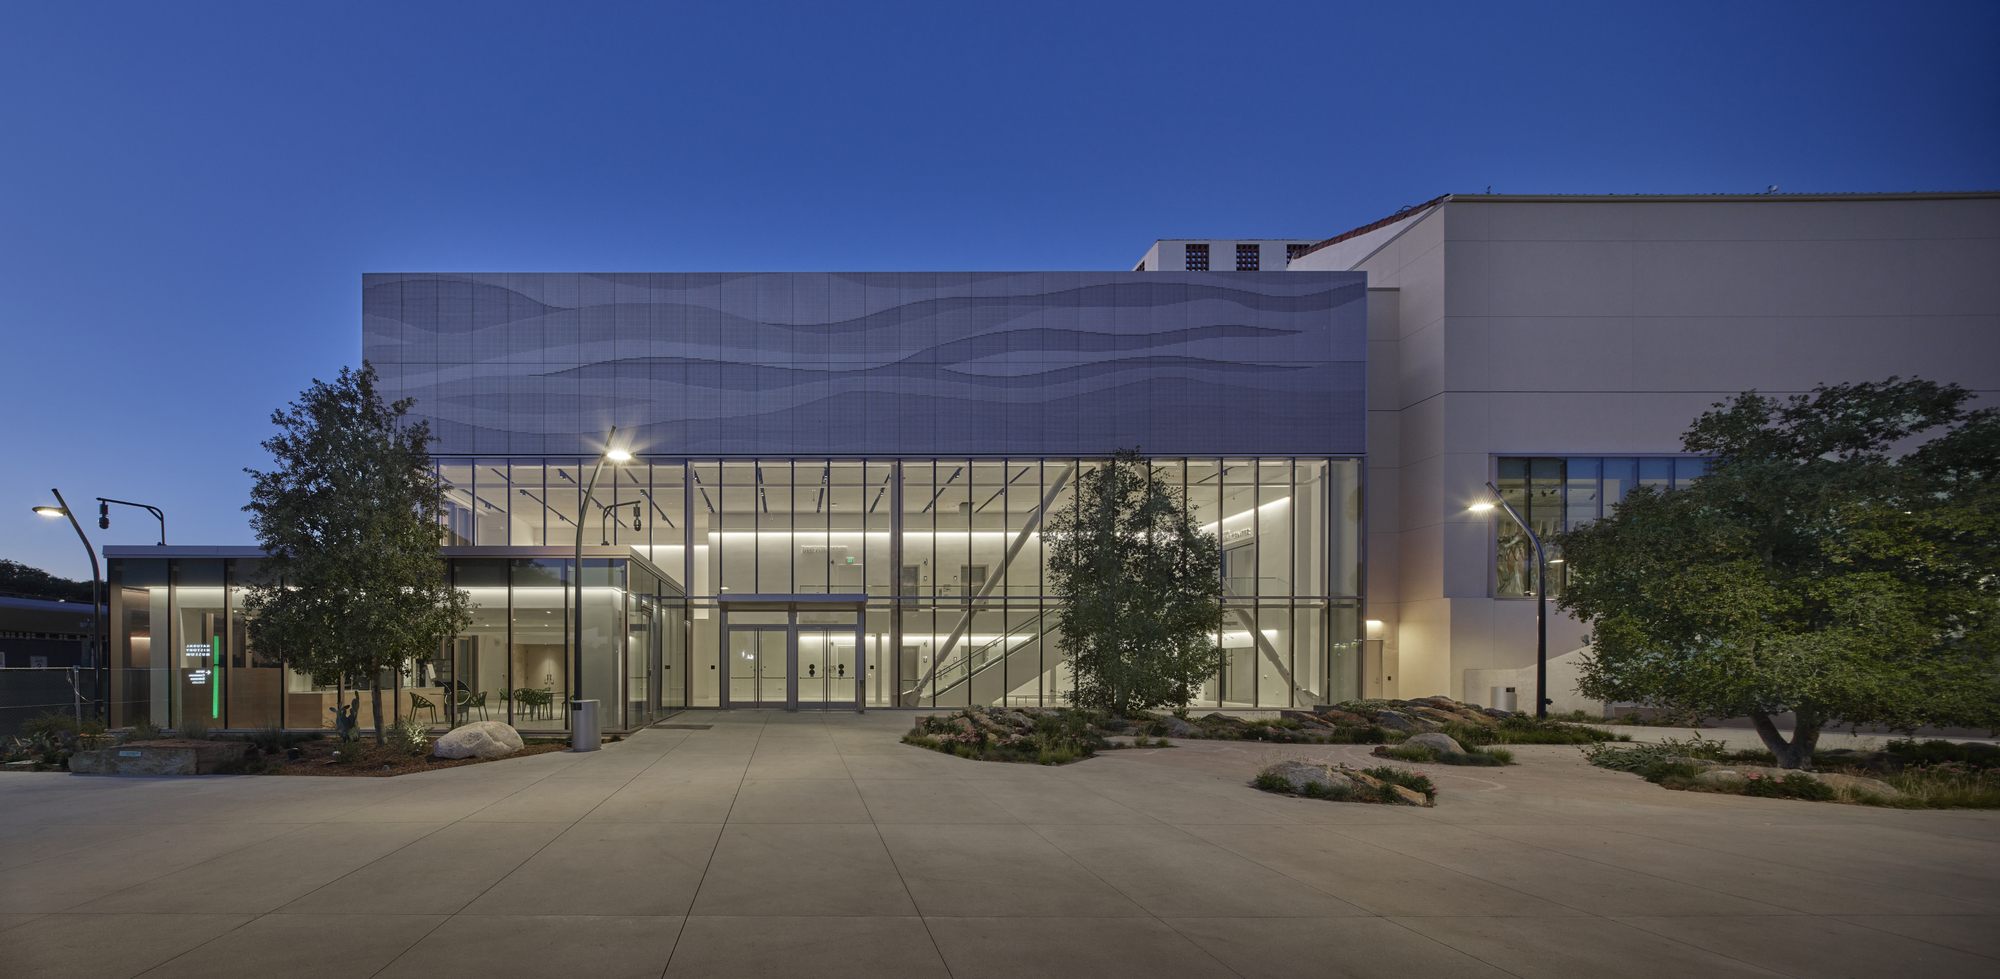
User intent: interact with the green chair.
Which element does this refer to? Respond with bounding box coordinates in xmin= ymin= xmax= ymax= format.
xmin=409 ymin=692 xmax=438 ymax=723
xmin=463 ymin=690 xmax=489 ymax=721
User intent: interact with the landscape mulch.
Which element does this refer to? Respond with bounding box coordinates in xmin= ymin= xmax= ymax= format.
xmin=266 ymin=740 xmax=569 ymax=777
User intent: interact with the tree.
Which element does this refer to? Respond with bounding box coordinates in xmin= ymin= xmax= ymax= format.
xmin=1555 ymin=378 xmax=1999 ymax=768
xmin=1044 ymin=449 xmax=1224 ymax=716
xmin=0 ymin=560 xmax=96 ymax=604
xmin=242 ymin=363 xmax=471 ymax=745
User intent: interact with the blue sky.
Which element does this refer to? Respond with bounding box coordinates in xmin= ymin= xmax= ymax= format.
xmin=4 ymin=1 xmax=1996 ymax=578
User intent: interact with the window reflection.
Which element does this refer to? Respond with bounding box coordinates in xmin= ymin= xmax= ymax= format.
xmin=1495 ymin=456 xmax=1710 ymax=598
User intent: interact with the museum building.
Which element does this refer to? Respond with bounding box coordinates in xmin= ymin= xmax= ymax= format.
xmin=105 ymin=270 xmax=1369 ymax=732
xmin=101 ymin=191 xmax=2000 ymax=733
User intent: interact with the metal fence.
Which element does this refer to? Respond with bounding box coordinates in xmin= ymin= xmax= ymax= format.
xmin=0 ymin=667 xmax=87 ymax=736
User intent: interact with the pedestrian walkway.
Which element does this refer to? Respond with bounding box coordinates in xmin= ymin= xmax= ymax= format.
xmin=3 ymin=710 xmax=1996 ymax=978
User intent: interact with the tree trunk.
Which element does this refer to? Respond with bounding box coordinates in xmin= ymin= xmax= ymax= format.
xmin=1747 ymin=709 xmax=1822 ymax=769
xmin=370 ymin=676 xmax=386 ymax=746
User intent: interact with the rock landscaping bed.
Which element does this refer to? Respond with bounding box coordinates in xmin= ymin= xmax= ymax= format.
xmin=905 ymin=706 xmax=1127 ymax=764
xmin=902 ymin=697 xmax=1627 ymax=765
xmin=1252 ymin=759 xmax=1436 ymax=806
xmin=1371 ymin=731 xmax=1516 ymax=766
xmin=265 ymin=738 xmax=569 ymax=777
xmin=1585 ymin=736 xmax=2000 ymax=808
xmin=25 ymin=717 xmax=590 ymax=778
xmin=1163 ymin=696 xmax=1628 ymax=748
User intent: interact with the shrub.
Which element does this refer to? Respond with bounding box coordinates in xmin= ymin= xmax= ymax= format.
xmin=77 ymin=716 xmax=111 ymax=749
xmin=1873 ymin=764 xmax=2000 ymax=808
xmin=249 ymin=720 xmax=305 ymax=755
xmin=388 ymin=714 xmax=430 ymax=757
xmin=330 ymin=743 xmax=369 ymax=766
xmin=1639 ymin=759 xmax=1708 ymax=782
xmin=1253 ymin=771 xmax=1293 ymax=792
xmin=177 ymin=716 xmax=212 ymax=741
xmin=18 ymin=710 xmax=77 ymax=741
xmin=1887 ymin=738 xmax=1998 ymax=770
xmin=1741 ymin=772 xmax=1836 ymax=801
xmin=124 ymin=717 xmax=163 ymax=743
xmin=1322 ymin=724 xmax=1389 ymax=745
xmin=1382 ymin=744 xmax=1436 ymax=763
xmin=1481 ymin=717 xmax=1628 ymax=745
xmin=1477 ymin=746 xmax=1515 ymax=765
xmin=1584 ymin=735 xmax=1723 ymax=774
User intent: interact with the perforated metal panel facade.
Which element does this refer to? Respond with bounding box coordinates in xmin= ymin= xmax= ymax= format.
xmin=363 ymin=271 xmax=1366 ymax=457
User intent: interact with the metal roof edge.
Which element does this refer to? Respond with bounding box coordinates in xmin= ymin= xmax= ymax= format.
xmin=1448 ymin=191 xmax=2000 ymax=203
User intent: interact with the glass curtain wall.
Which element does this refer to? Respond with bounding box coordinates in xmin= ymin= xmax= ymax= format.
xmin=1495 ymin=456 xmax=1709 ymax=598
xmin=436 ymin=455 xmax=1363 ymax=711
xmin=105 ymin=553 xmax=683 ymax=732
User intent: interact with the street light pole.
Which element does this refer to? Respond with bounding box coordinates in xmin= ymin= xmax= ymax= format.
xmin=33 ymin=490 xmax=103 ymax=721
xmin=1471 ymin=481 xmax=1549 ymax=719
xmin=572 ymin=427 xmax=628 ymax=741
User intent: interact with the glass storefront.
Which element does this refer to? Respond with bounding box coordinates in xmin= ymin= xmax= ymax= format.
xmin=105 ymin=549 xmax=685 ymax=732
xmin=103 ymin=454 xmax=1363 ymax=729
xmin=440 ymin=455 xmax=1364 ymax=711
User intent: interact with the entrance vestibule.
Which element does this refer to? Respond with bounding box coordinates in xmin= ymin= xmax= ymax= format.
xmin=719 ymin=599 xmax=865 ymax=711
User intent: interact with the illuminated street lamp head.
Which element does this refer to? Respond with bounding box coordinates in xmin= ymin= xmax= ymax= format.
xmin=32 ymin=505 xmax=67 ymax=517
xmin=606 ymin=448 xmax=632 ymax=462
xmin=1466 ymin=501 xmax=1495 ymax=512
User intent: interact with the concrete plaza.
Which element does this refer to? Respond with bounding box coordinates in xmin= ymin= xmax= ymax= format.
xmin=2 ymin=712 xmax=1997 ymax=979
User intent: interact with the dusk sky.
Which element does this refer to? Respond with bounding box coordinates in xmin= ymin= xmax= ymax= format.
xmin=4 ymin=1 xmax=1996 ymax=580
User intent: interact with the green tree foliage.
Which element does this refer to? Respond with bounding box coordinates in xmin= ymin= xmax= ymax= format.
xmin=1555 ymin=379 xmax=1999 ymax=768
xmin=1044 ymin=449 xmax=1224 ymax=716
xmin=241 ymin=363 xmax=471 ymax=745
xmin=0 ymin=560 xmax=96 ymax=604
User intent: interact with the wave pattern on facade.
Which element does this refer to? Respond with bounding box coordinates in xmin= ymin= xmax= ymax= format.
xmin=363 ymin=271 xmax=1366 ymax=457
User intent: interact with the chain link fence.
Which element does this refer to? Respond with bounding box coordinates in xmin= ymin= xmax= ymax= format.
xmin=0 ymin=667 xmax=88 ymax=736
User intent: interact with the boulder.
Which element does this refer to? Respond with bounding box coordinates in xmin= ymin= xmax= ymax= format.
xmin=1404 ymin=733 xmax=1466 ymax=755
xmin=432 ymin=721 xmax=524 ymax=759
xmin=1692 ymin=769 xmax=1749 ymax=789
xmin=1411 ymin=706 xmax=1466 ymax=726
xmin=1385 ymin=784 xmax=1430 ymax=806
xmin=1313 ymin=707 xmax=1372 ymax=726
xmin=1262 ymin=760 xmax=1353 ymax=794
xmin=1375 ymin=711 xmax=1420 ymax=732
xmin=1345 ymin=770 xmax=1385 ymax=790
xmin=1156 ymin=716 xmax=1197 ymax=738
xmin=1813 ymin=772 xmax=1902 ymax=800
xmin=68 ymin=740 xmax=248 ymax=775
xmin=1813 ymin=749 xmax=1903 ymax=773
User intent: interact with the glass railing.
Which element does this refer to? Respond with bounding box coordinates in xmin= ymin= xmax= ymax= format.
xmin=929 ymin=614 xmax=1047 ymax=700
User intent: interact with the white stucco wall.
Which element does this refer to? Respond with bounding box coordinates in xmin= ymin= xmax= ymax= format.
xmin=1333 ymin=194 xmax=2000 ymax=706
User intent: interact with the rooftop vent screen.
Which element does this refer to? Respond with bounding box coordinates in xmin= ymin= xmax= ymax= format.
xmin=1236 ymin=244 xmax=1260 ymax=271
xmin=1184 ymin=243 xmax=1208 ymax=271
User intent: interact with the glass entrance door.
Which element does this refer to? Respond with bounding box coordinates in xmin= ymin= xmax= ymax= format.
xmin=727 ymin=627 xmax=789 ymax=708
xmin=721 ymin=605 xmax=863 ymax=710
xmin=796 ymin=629 xmax=857 ymax=708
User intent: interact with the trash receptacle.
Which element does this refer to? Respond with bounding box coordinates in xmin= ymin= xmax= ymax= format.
xmin=570 ymin=699 xmax=601 ymax=751
xmin=1491 ymin=687 xmax=1518 ymax=712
